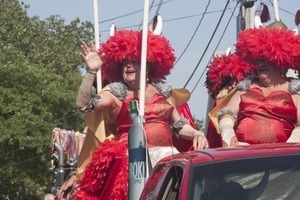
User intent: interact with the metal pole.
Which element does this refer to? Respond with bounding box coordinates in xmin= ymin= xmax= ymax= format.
xmin=53 ymin=142 xmax=65 ymax=193
xmin=93 ymin=0 xmax=102 ymax=91
xmin=236 ymin=1 xmax=244 ymax=38
xmin=272 ymin=0 xmax=280 ymax=21
xmin=139 ymin=0 xmax=149 ymax=118
xmin=243 ymin=0 xmax=255 ymax=29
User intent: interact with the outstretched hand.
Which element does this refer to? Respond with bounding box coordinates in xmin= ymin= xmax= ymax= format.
xmin=56 ymin=174 xmax=79 ymax=200
xmin=80 ymin=41 xmax=104 ymax=72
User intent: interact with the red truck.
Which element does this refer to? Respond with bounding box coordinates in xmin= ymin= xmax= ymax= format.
xmin=140 ymin=143 xmax=300 ymax=200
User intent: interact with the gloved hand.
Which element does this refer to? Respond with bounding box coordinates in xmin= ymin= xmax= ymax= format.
xmin=219 ymin=116 xmax=238 ymax=147
xmin=178 ymin=124 xmax=209 ymax=150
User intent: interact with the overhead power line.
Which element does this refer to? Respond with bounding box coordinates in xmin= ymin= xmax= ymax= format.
xmin=99 ymin=7 xmax=231 ymax=33
xmin=137 ymin=0 xmax=157 ymax=30
xmin=190 ymin=1 xmax=240 ymax=94
xmin=263 ymin=0 xmax=295 ymax=16
xmin=99 ymin=0 xmax=174 ymax=24
xmin=0 ymin=148 xmax=24 ymax=158
xmin=174 ymin=0 xmax=212 ymax=66
xmin=0 ymin=156 xmax=41 ymax=170
xmin=183 ymin=0 xmax=230 ymax=89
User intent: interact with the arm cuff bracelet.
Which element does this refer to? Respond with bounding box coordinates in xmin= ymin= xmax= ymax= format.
xmin=217 ymin=108 xmax=237 ymax=122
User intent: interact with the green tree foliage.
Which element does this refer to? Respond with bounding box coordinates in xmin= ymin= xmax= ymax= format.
xmin=0 ymin=0 xmax=94 ymax=198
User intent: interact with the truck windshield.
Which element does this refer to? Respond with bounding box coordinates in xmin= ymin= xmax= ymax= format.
xmin=190 ymin=155 xmax=300 ymax=200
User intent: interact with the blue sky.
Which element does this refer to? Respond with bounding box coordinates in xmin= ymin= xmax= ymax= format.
xmin=21 ymin=0 xmax=299 ymax=123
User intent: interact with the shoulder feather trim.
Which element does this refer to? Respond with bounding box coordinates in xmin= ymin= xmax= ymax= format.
xmin=289 ymin=78 xmax=300 ymax=94
xmin=236 ymin=76 xmax=255 ymax=91
xmin=151 ymin=81 xmax=172 ymax=98
xmin=108 ymin=82 xmax=127 ymax=101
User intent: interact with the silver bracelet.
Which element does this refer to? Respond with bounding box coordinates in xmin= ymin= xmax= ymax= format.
xmin=86 ymin=68 xmax=98 ymax=75
xmin=172 ymin=117 xmax=188 ymax=129
xmin=91 ymin=94 xmax=101 ymax=108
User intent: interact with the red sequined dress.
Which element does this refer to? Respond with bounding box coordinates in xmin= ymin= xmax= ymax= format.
xmin=236 ymin=87 xmax=297 ymax=144
xmin=117 ymin=93 xmax=175 ymax=147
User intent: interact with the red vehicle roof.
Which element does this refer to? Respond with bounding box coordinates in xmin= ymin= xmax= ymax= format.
xmin=158 ymin=143 xmax=300 ymax=164
xmin=141 ymin=143 xmax=300 ymax=200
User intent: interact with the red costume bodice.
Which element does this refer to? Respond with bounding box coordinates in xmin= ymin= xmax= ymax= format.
xmin=236 ymin=87 xmax=297 ymax=144
xmin=116 ymin=93 xmax=175 ymax=147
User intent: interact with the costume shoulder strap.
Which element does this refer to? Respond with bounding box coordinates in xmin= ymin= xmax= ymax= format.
xmin=107 ymin=82 xmax=128 ymax=101
xmin=289 ymin=78 xmax=300 ymax=94
xmin=151 ymin=81 xmax=172 ymax=98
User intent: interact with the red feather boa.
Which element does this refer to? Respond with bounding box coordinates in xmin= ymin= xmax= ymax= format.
xmin=74 ymin=140 xmax=128 ymax=200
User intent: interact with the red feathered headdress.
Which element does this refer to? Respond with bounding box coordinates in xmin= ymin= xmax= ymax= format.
xmin=99 ymin=30 xmax=176 ymax=82
xmin=235 ymin=27 xmax=300 ymax=70
xmin=205 ymin=53 xmax=255 ymax=98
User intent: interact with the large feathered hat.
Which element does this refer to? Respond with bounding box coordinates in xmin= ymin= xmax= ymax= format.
xmin=205 ymin=53 xmax=255 ymax=98
xmin=235 ymin=27 xmax=300 ymax=70
xmin=98 ymin=29 xmax=175 ymax=82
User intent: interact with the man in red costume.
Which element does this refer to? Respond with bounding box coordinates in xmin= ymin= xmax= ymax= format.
xmin=205 ymin=52 xmax=255 ymax=147
xmin=57 ymin=29 xmax=208 ymax=199
xmin=216 ymin=26 xmax=300 ymax=147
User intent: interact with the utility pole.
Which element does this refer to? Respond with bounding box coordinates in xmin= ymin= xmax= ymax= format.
xmin=237 ymin=0 xmax=255 ymax=37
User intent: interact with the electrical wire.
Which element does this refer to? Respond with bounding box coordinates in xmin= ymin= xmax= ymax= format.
xmin=137 ymin=0 xmax=157 ymax=30
xmin=174 ymin=0 xmax=212 ymax=66
xmin=0 ymin=148 xmax=24 ymax=158
xmin=99 ymin=0 xmax=174 ymax=24
xmin=183 ymin=0 xmax=231 ymax=88
xmin=164 ymin=8 xmax=232 ymax=22
xmin=190 ymin=1 xmax=240 ymax=94
xmin=100 ymin=8 xmax=230 ymax=33
xmin=263 ymin=0 xmax=295 ymax=16
xmin=0 ymin=156 xmax=41 ymax=170
xmin=154 ymin=0 xmax=164 ymax=16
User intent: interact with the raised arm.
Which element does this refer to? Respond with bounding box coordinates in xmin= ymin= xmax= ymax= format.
xmin=75 ymin=41 xmax=115 ymax=112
